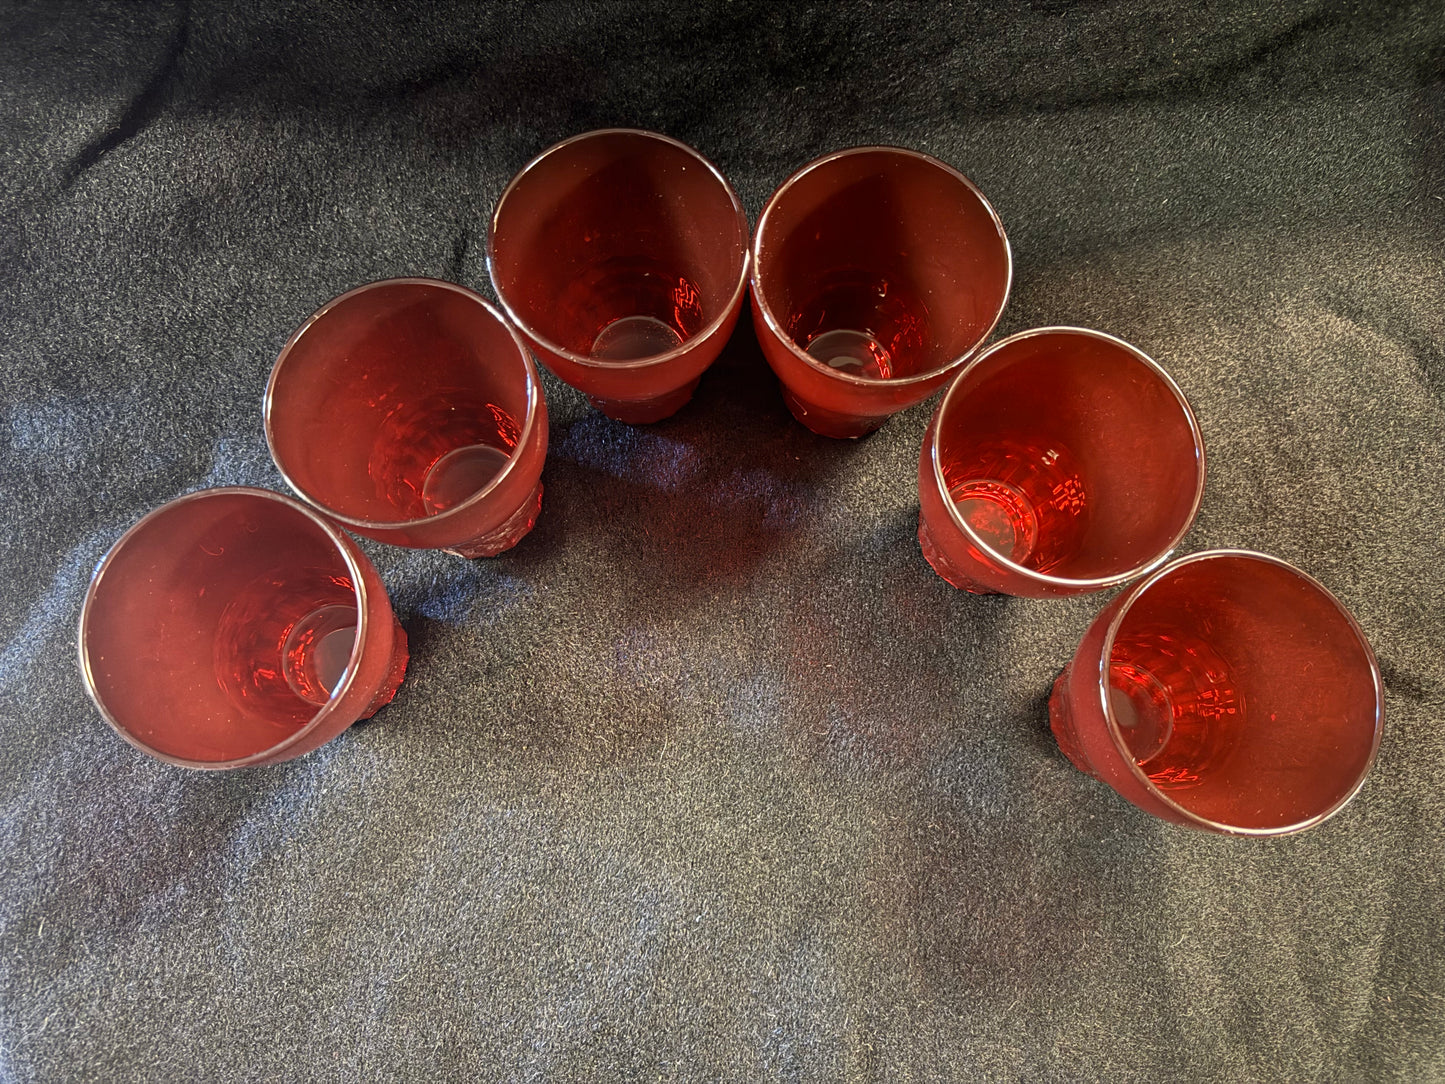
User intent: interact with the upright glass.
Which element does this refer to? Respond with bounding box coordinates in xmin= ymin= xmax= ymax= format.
xmin=1049 ymin=550 xmax=1384 ymax=834
xmin=918 ymin=327 xmax=1205 ymax=596
xmin=79 ymin=487 xmax=408 ymax=769
xmin=489 ymin=129 xmax=750 ymax=423
xmin=266 ymin=278 xmax=548 ymax=557
xmin=751 ymin=146 xmax=1011 ymax=438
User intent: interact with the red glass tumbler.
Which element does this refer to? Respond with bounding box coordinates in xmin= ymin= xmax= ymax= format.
xmin=488 ymin=129 xmax=750 ymax=423
xmin=918 ymin=327 xmax=1205 ymax=597
xmin=266 ymin=278 xmax=548 ymax=558
xmin=1049 ymin=550 xmax=1383 ymax=835
xmin=750 ymin=146 xmax=1012 ymax=438
xmin=78 ymin=487 xmax=409 ymax=769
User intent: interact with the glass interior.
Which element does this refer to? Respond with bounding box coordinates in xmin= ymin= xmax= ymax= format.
xmin=756 ymin=149 xmax=1009 ymax=381
xmin=1108 ymin=555 xmax=1381 ymax=831
xmin=82 ymin=491 xmax=360 ymax=763
xmin=490 ymin=131 xmax=747 ymax=363
xmin=934 ymin=331 xmax=1201 ymax=581
xmin=268 ymin=281 xmax=533 ymax=525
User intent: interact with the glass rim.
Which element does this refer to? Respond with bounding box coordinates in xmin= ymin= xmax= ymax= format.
xmin=1095 ymin=548 xmax=1386 ymax=836
xmin=750 ymin=143 xmax=1013 ymax=390
xmin=486 ymin=127 xmax=752 ymax=373
xmin=930 ymin=325 xmax=1206 ymax=590
xmin=264 ymin=276 xmax=546 ymax=533
xmin=77 ymin=485 xmax=376 ymax=770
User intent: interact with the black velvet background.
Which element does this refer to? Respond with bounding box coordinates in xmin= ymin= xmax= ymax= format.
xmin=2 ymin=2 xmax=1443 ymax=1080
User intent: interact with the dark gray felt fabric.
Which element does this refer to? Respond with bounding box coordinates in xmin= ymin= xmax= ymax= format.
xmin=3 ymin=1 xmax=1444 ymax=1080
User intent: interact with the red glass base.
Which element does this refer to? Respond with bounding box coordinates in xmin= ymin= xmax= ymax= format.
xmin=359 ymin=618 xmax=409 ymax=719
xmin=587 ymin=378 xmax=700 ymax=424
xmin=443 ymin=480 xmax=544 ymax=559
xmin=1047 ymin=666 xmax=1098 ymax=779
xmin=780 ymin=386 xmax=888 ymax=439
xmin=916 ymin=512 xmax=998 ymax=594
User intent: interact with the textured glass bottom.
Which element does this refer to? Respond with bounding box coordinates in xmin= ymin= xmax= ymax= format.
xmin=947 ymin=479 xmax=1039 ymax=565
xmin=786 ymin=270 xmax=930 ymax=379
xmin=422 ymin=444 xmax=512 ymax=514
xmin=214 ymin=568 xmax=358 ymax=725
xmin=1109 ymin=633 xmax=1245 ymax=790
xmin=369 ymin=392 xmax=521 ymax=520
xmin=591 ymin=314 xmax=685 ymax=359
xmin=805 ymin=328 xmax=893 ymax=379
xmin=940 ymin=439 xmax=1087 ymax=574
xmin=281 ymin=605 xmax=357 ymax=706
xmin=558 ymin=263 xmax=704 ymax=357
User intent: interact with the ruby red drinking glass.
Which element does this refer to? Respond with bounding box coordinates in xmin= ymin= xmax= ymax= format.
xmin=78 ymin=487 xmax=409 ymax=769
xmin=1049 ymin=550 xmax=1383 ymax=835
xmin=488 ymin=129 xmax=749 ymax=424
xmin=266 ymin=278 xmax=548 ymax=558
xmin=917 ymin=327 xmax=1204 ymax=597
xmin=750 ymin=146 xmax=1012 ymax=439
